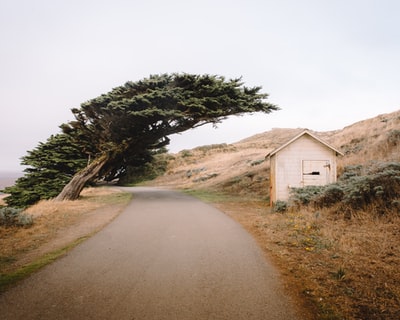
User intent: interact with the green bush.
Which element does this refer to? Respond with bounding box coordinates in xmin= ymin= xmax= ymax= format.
xmin=273 ymin=200 xmax=287 ymax=213
xmin=194 ymin=143 xmax=228 ymax=153
xmin=288 ymin=162 xmax=400 ymax=216
xmin=387 ymin=129 xmax=400 ymax=147
xmin=180 ymin=150 xmax=193 ymax=158
xmin=313 ymin=184 xmax=344 ymax=208
xmin=289 ymin=185 xmax=325 ymax=207
xmin=341 ymin=162 xmax=400 ymax=212
xmin=118 ymin=153 xmax=170 ymax=185
xmin=0 ymin=207 xmax=33 ymax=227
xmin=340 ymin=164 xmax=363 ymax=181
xmin=250 ymin=159 xmax=265 ymax=166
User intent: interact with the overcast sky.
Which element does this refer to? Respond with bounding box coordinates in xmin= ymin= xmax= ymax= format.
xmin=1 ymin=0 xmax=399 ymax=172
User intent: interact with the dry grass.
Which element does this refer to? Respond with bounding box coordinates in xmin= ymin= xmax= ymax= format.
xmin=0 ymin=187 xmax=131 ymax=276
xmin=154 ymin=110 xmax=400 ymax=196
xmin=210 ymin=199 xmax=400 ymax=320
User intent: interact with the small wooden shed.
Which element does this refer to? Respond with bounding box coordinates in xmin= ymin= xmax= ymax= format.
xmin=267 ymin=130 xmax=343 ymax=205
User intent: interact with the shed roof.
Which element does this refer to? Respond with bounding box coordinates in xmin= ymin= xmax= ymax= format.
xmin=266 ymin=129 xmax=344 ymax=158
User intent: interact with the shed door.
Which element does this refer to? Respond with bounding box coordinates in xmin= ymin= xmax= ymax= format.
xmin=302 ymin=160 xmax=330 ymax=186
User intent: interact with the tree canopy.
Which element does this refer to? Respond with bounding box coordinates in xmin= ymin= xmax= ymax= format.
xmin=3 ymin=134 xmax=87 ymax=207
xmin=5 ymin=73 xmax=278 ymax=206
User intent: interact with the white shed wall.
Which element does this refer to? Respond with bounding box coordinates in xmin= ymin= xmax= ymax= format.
xmin=272 ymin=134 xmax=338 ymax=202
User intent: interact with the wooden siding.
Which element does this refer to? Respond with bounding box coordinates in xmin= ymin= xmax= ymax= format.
xmin=270 ymin=134 xmax=338 ymax=203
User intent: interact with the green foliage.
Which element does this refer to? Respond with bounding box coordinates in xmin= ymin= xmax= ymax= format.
xmin=194 ymin=143 xmax=229 ymax=154
xmin=3 ymin=134 xmax=87 ymax=208
xmin=289 ymin=185 xmax=325 ymax=207
xmin=387 ymin=129 xmax=400 ymax=147
xmin=313 ymin=184 xmax=345 ymax=208
xmin=54 ymin=73 xmax=277 ymax=200
xmin=273 ymin=200 xmax=288 ymax=213
xmin=288 ymin=162 xmax=400 ymax=216
xmin=180 ymin=150 xmax=193 ymax=158
xmin=341 ymin=162 xmax=400 ymax=212
xmin=61 ymin=73 xmax=277 ymax=181
xmin=0 ymin=207 xmax=33 ymax=227
xmin=251 ymin=159 xmax=265 ymax=166
xmin=339 ymin=165 xmax=363 ymax=181
xmin=118 ymin=152 xmax=171 ymax=185
xmin=9 ymin=73 xmax=277 ymax=205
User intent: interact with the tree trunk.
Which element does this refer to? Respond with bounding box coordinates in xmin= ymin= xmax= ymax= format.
xmin=55 ymin=155 xmax=108 ymax=201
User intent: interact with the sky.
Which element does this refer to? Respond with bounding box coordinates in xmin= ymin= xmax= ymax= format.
xmin=0 ymin=0 xmax=399 ymax=172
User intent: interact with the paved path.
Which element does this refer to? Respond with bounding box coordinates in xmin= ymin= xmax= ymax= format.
xmin=0 ymin=187 xmax=302 ymax=319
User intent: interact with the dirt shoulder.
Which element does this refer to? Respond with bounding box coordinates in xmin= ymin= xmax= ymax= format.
xmin=0 ymin=187 xmax=131 ymax=281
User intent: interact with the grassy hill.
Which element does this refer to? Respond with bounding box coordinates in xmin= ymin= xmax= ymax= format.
xmin=150 ymin=109 xmax=400 ymax=199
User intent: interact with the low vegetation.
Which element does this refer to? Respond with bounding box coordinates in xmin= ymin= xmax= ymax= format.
xmin=288 ymin=161 xmax=400 ymax=217
xmin=0 ymin=207 xmax=33 ymax=227
xmin=118 ymin=152 xmax=172 ymax=185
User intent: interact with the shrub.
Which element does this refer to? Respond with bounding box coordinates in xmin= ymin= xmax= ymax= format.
xmin=341 ymin=162 xmax=400 ymax=212
xmin=289 ymin=185 xmax=325 ymax=207
xmin=194 ymin=143 xmax=228 ymax=153
xmin=0 ymin=207 xmax=33 ymax=227
xmin=180 ymin=150 xmax=192 ymax=158
xmin=273 ymin=200 xmax=287 ymax=213
xmin=193 ymin=173 xmax=218 ymax=183
xmin=387 ymin=129 xmax=400 ymax=147
xmin=251 ymin=159 xmax=265 ymax=166
xmin=313 ymin=184 xmax=344 ymax=208
xmin=340 ymin=164 xmax=363 ymax=181
xmin=118 ymin=153 xmax=170 ymax=185
xmin=285 ymin=162 xmax=400 ymax=216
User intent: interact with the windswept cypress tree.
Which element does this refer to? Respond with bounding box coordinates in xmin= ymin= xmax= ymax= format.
xmin=56 ymin=73 xmax=278 ymax=201
xmin=5 ymin=73 xmax=278 ymax=206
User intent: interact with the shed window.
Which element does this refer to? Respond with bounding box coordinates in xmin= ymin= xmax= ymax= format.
xmin=302 ymin=160 xmax=330 ymax=186
xmin=304 ymin=171 xmax=320 ymax=175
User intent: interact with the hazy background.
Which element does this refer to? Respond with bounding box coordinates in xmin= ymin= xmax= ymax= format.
xmin=1 ymin=0 xmax=399 ymax=173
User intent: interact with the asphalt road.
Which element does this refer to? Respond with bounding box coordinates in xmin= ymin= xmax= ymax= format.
xmin=1 ymin=187 xmax=302 ymax=319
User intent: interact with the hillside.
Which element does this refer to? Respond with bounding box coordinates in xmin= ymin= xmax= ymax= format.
xmin=150 ymin=109 xmax=400 ymax=198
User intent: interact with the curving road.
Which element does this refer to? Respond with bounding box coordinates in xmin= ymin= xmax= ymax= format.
xmin=0 ymin=187 xmax=302 ymax=319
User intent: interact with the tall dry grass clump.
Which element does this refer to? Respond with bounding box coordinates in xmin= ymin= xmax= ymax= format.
xmin=265 ymin=204 xmax=400 ymax=319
